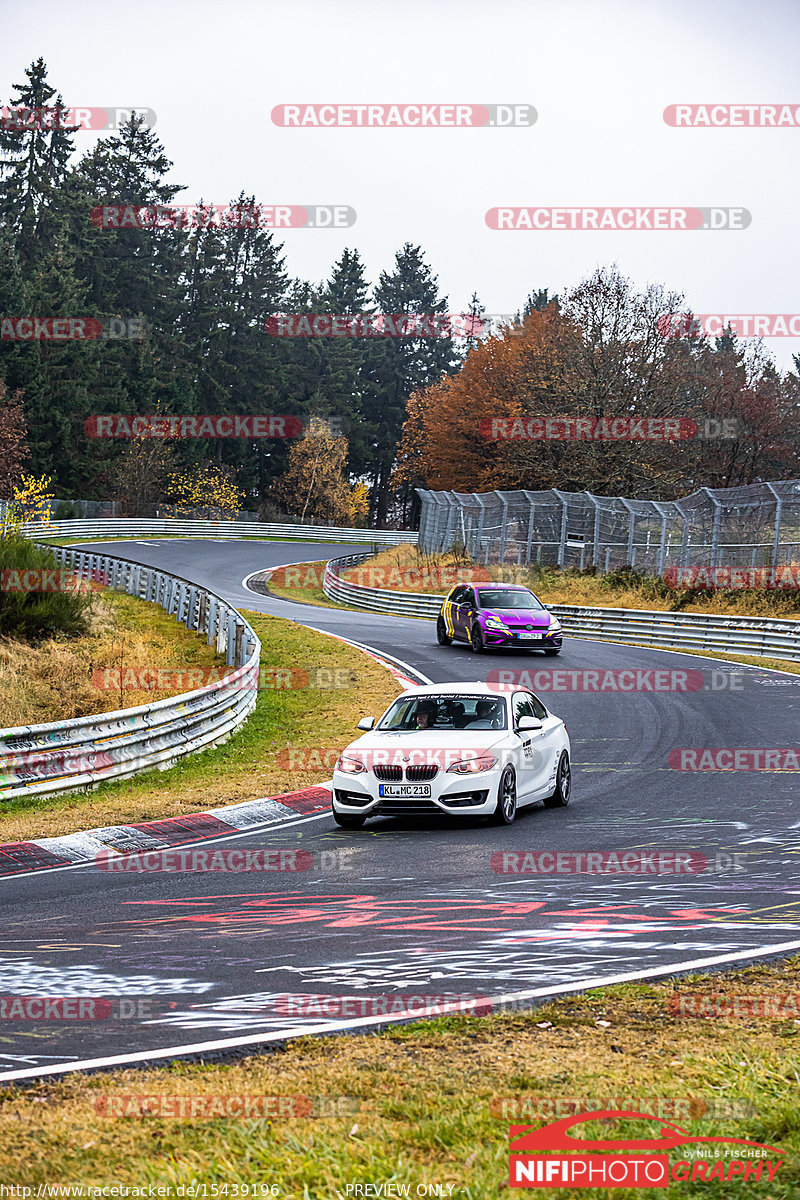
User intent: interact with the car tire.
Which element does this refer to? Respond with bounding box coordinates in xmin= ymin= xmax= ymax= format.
xmin=436 ymin=617 xmax=453 ymax=646
xmin=470 ymin=622 xmax=484 ymax=654
xmin=491 ymin=765 xmax=517 ymax=825
xmin=543 ymin=752 xmax=571 ymax=808
xmin=543 ymin=648 xmax=561 ymax=656
xmin=332 ymin=810 xmax=366 ymax=829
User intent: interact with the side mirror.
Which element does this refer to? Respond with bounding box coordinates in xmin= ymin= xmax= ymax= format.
xmin=357 ymin=717 xmax=375 ymax=731
xmin=517 ymin=716 xmax=543 ymax=732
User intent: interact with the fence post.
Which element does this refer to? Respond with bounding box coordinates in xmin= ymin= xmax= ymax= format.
xmin=766 ymin=482 xmax=783 ymax=567
xmin=702 ymin=488 xmax=721 ymax=569
xmin=474 ymin=495 xmax=487 ymax=560
xmin=589 ymin=494 xmax=601 ymax=567
xmin=496 ymin=492 xmax=509 ymax=563
xmin=554 ymin=492 xmax=568 ymax=567
xmin=675 ymin=503 xmax=690 ymax=567
xmin=620 ymin=499 xmax=636 ymax=567
xmin=653 ymin=503 xmax=670 ymax=577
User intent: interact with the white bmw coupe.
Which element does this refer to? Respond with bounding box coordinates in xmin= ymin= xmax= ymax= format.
xmin=331 ymin=682 xmax=571 ymax=828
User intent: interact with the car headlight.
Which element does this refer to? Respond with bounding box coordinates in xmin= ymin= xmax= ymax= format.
xmin=446 ymin=756 xmax=497 ymax=775
xmin=549 ymin=618 xmax=561 ymax=630
xmin=484 ymin=618 xmax=509 ymax=630
xmin=337 ymin=755 xmax=365 ymax=774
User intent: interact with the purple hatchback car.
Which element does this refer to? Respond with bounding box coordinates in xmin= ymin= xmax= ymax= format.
xmin=437 ymin=583 xmax=563 ymax=655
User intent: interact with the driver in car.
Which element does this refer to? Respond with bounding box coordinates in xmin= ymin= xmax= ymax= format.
xmin=414 ymin=701 xmax=437 ymax=729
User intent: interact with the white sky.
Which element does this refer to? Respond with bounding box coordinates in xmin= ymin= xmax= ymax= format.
xmin=2 ymin=0 xmax=799 ymax=366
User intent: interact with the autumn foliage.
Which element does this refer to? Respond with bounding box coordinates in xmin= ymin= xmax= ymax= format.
xmin=397 ymin=268 xmax=800 ymax=500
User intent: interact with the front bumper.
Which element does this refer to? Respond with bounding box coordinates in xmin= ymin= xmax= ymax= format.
xmin=482 ymin=626 xmax=563 ymax=648
xmin=332 ymin=768 xmax=500 ymax=817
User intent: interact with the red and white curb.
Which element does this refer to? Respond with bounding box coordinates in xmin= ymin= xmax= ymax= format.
xmin=0 ymin=628 xmax=428 ymax=879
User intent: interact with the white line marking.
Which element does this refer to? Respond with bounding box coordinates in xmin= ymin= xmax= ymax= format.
xmin=4 ymin=937 xmax=800 ymax=1081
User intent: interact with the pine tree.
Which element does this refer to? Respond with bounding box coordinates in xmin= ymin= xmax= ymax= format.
xmin=0 ymin=58 xmax=79 ymax=266
xmin=369 ymin=243 xmax=458 ymax=525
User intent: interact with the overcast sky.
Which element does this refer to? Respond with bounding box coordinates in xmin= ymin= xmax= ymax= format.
xmin=3 ymin=0 xmax=799 ymax=366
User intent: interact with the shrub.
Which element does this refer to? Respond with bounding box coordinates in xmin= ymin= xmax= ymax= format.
xmin=0 ymin=538 xmax=93 ymax=642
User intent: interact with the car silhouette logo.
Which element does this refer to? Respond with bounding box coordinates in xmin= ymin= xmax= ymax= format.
xmin=510 ymin=1111 xmax=785 ymax=1156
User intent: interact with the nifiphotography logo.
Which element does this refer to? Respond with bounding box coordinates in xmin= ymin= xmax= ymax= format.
xmin=508 ymin=1110 xmax=785 ymax=1188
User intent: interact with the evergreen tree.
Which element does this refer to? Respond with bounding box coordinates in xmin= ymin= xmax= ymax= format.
xmin=369 ymin=244 xmax=458 ymax=525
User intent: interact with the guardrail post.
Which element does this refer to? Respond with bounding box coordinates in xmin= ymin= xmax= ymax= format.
xmin=234 ymin=621 xmax=244 ymax=666
xmin=187 ymin=587 xmax=199 ymax=629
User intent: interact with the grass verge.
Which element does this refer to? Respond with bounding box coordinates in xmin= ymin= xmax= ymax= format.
xmin=0 ymin=591 xmax=226 ymax=729
xmin=1 ymin=958 xmax=799 ymax=1195
xmin=0 ymin=612 xmax=401 ymax=843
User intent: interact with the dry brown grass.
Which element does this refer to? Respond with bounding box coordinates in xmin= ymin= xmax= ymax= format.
xmin=0 ymin=612 xmax=402 ymax=843
xmin=343 ymin=544 xmax=800 ymax=618
xmin=0 ymin=592 xmax=225 ymax=730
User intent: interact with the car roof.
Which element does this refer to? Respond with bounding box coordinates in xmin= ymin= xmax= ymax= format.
xmin=395 ymin=682 xmax=519 ymax=697
xmin=448 ymin=582 xmax=533 ymax=592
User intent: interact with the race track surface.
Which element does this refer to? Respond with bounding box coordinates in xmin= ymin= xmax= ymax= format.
xmin=2 ymin=538 xmax=798 ymax=1080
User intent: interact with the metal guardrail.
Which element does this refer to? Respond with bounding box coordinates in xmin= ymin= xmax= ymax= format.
xmin=0 ymin=545 xmax=261 ymax=800
xmin=21 ymin=518 xmax=418 ymax=545
xmin=322 ymin=554 xmax=800 ymax=664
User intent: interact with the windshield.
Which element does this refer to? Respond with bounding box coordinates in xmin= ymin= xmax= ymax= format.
xmin=476 ymin=589 xmax=543 ymax=611
xmin=378 ymin=694 xmax=508 ymax=731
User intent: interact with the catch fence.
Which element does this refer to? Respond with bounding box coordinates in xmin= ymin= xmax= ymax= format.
xmin=417 ymin=482 xmax=800 ymax=575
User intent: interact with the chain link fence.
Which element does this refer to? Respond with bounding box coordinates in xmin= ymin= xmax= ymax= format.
xmin=417 ymin=481 xmax=800 ymax=575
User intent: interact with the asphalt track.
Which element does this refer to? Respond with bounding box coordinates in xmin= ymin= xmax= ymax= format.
xmin=1 ymin=538 xmax=799 ymax=1081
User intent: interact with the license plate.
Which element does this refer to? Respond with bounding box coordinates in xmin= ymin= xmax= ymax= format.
xmin=378 ymin=784 xmax=432 ymax=797
xmin=518 ymin=631 xmax=544 ymax=639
